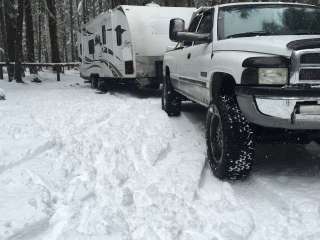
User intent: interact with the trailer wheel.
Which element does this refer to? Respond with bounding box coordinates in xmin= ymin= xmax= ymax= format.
xmin=90 ymin=75 xmax=98 ymax=89
xmin=97 ymin=79 xmax=108 ymax=92
xmin=162 ymin=73 xmax=181 ymax=116
xmin=148 ymin=82 xmax=160 ymax=90
xmin=206 ymin=95 xmax=255 ymax=180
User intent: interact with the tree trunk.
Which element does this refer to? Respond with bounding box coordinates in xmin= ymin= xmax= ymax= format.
xmin=98 ymin=0 xmax=103 ymax=13
xmin=15 ymin=0 xmax=24 ymax=83
xmin=46 ymin=0 xmax=61 ymax=63
xmin=76 ymin=0 xmax=80 ymax=28
xmin=0 ymin=0 xmax=8 ymax=65
xmin=69 ymin=0 xmax=75 ymax=62
xmin=91 ymin=0 xmax=96 ymax=18
xmin=63 ymin=23 xmax=68 ymax=62
xmin=82 ymin=0 xmax=88 ymax=24
xmin=38 ymin=0 xmax=42 ymax=62
xmin=4 ymin=0 xmax=16 ymax=81
xmin=25 ymin=0 xmax=37 ymax=73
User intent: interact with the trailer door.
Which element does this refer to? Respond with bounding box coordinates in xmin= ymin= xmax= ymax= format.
xmin=113 ymin=10 xmax=134 ymax=77
xmin=105 ymin=13 xmax=114 ymax=65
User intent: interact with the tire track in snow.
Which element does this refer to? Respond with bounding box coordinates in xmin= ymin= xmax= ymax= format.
xmin=6 ymin=218 xmax=50 ymax=240
xmin=0 ymin=139 xmax=58 ymax=175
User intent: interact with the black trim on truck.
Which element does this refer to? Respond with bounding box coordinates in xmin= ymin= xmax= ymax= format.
xmin=287 ymin=38 xmax=320 ymax=50
xmin=242 ymin=56 xmax=289 ymax=68
xmin=179 ymin=76 xmax=207 ymax=88
xmin=235 ymin=85 xmax=320 ymax=97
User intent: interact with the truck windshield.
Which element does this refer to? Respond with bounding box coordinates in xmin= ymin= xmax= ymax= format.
xmin=218 ymin=4 xmax=320 ymax=40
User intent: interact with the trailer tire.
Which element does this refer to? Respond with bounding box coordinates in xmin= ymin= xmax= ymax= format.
xmin=162 ymin=73 xmax=181 ymax=116
xmin=97 ymin=79 xmax=108 ymax=92
xmin=148 ymin=82 xmax=160 ymax=90
xmin=90 ymin=75 xmax=98 ymax=89
xmin=206 ymin=95 xmax=255 ymax=180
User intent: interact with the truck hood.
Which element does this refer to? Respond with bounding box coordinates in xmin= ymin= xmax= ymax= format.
xmin=215 ymin=35 xmax=320 ymax=57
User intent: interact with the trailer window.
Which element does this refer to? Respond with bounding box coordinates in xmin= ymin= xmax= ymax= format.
xmin=102 ymin=25 xmax=106 ymax=44
xmin=89 ymin=39 xmax=94 ymax=54
xmin=115 ymin=25 xmax=123 ymax=46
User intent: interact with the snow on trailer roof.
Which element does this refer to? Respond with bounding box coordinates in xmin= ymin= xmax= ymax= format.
xmin=118 ymin=4 xmax=195 ymax=57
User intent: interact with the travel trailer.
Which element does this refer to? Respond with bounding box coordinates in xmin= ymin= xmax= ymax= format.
xmin=79 ymin=3 xmax=195 ymax=90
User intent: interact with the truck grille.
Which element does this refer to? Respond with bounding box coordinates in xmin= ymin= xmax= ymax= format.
xmin=291 ymin=49 xmax=320 ymax=83
xmin=299 ymin=69 xmax=320 ymax=80
xmin=300 ymin=53 xmax=320 ymax=64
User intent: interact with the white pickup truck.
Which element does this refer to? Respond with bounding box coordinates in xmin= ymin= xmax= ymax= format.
xmin=162 ymin=2 xmax=320 ymax=180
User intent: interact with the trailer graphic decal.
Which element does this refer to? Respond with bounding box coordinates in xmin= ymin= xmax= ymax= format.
xmin=86 ymin=65 xmax=102 ymax=71
xmin=100 ymin=59 xmax=123 ymax=77
xmin=83 ymin=57 xmax=123 ymax=78
xmin=85 ymin=57 xmax=93 ymax=63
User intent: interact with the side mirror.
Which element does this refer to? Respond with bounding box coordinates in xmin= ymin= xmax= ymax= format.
xmin=169 ymin=18 xmax=185 ymax=42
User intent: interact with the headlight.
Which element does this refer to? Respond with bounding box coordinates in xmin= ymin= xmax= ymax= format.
xmin=258 ymin=68 xmax=288 ymax=85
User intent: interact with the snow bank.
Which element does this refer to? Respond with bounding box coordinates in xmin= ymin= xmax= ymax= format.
xmin=0 ymin=88 xmax=5 ymax=100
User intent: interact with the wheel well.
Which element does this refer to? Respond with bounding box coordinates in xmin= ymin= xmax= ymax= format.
xmin=211 ymin=72 xmax=236 ymax=100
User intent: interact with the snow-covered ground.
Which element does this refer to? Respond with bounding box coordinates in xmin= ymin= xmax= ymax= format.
xmin=1 ymin=71 xmax=320 ymax=240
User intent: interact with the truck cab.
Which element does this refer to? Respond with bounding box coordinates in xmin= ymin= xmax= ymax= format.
xmin=163 ymin=2 xmax=320 ymax=180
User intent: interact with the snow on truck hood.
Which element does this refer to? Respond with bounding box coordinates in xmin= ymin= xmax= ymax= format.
xmin=215 ymin=35 xmax=320 ymax=57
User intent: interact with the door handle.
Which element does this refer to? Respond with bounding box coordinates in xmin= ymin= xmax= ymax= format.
xmin=187 ymin=53 xmax=191 ymax=59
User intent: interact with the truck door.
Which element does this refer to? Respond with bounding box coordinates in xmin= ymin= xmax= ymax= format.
xmin=177 ymin=14 xmax=202 ymax=100
xmin=182 ymin=10 xmax=214 ymax=105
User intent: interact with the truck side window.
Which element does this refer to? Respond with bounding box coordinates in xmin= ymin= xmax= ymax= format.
xmin=102 ymin=25 xmax=106 ymax=44
xmin=184 ymin=15 xmax=202 ymax=47
xmin=194 ymin=11 xmax=213 ymax=45
xmin=89 ymin=39 xmax=94 ymax=54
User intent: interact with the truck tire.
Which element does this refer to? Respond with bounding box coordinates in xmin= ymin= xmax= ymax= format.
xmin=90 ymin=75 xmax=98 ymax=89
xmin=206 ymin=95 xmax=255 ymax=180
xmin=162 ymin=73 xmax=181 ymax=116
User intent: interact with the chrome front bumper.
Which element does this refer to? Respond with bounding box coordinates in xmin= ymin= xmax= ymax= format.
xmin=236 ymin=86 xmax=320 ymax=129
